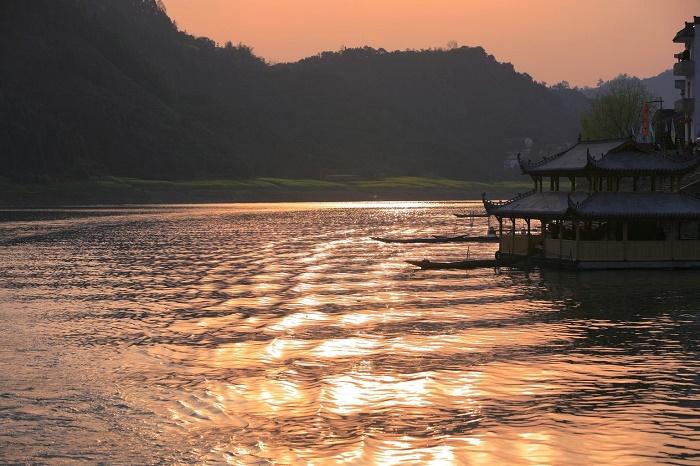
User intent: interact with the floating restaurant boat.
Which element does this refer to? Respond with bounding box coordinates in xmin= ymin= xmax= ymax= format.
xmin=482 ymin=138 xmax=700 ymax=269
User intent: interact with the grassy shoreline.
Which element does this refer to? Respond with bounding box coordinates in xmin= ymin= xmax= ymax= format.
xmin=0 ymin=176 xmax=532 ymax=206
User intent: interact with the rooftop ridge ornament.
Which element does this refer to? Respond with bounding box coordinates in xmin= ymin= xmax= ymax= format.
xmin=526 ymin=143 xmax=576 ymax=169
xmin=481 ymin=192 xmax=502 ymax=212
xmin=586 ymin=149 xmax=596 ymax=167
xmin=516 ymin=153 xmax=531 ymax=173
xmin=482 ymin=189 xmax=537 ymax=212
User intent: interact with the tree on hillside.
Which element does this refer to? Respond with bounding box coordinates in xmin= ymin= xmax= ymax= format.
xmin=581 ymin=75 xmax=653 ymax=139
xmin=1 ymin=1 xmax=584 ymax=181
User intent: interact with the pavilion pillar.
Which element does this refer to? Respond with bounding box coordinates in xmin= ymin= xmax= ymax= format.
xmin=570 ymin=177 xmax=576 ymax=192
xmin=622 ymin=221 xmax=629 ymax=261
xmin=526 ymin=218 xmax=531 ymax=254
xmin=498 ymin=217 xmax=503 ymax=254
xmin=574 ymin=220 xmax=581 ymax=261
xmin=633 ymin=177 xmax=638 ymax=192
xmin=670 ymin=221 xmax=677 ymax=260
xmin=602 ymin=221 xmax=608 ymax=242
xmin=558 ymin=220 xmax=563 ymax=261
xmin=511 ymin=218 xmax=516 ymax=254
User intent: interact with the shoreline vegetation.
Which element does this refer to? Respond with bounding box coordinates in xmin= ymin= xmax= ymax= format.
xmin=0 ymin=177 xmax=531 ymax=206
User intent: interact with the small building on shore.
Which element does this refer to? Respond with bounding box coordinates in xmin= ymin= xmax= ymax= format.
xmin=482 ymin=138 xmax=700 ymax=269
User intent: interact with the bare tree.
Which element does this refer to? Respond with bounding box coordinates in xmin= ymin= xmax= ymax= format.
xmin=581 ymin=75 xmax=653 ymax=139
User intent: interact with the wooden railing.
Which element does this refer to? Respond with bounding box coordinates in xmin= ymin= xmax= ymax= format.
xmin=545 ymin=239 xmax=573 ymax=260
xmin=500 ymin=234 xmax=543 ymax=256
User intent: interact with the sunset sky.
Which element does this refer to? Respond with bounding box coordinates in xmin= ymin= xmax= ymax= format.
xmin=164 ymin=0 xmax=697 ymax=87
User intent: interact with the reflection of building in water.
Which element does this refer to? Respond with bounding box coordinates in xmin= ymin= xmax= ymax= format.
xmin=483 ymin=138 xmax=700 ymax=269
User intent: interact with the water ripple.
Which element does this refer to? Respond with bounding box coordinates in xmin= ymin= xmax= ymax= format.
xmin=1 ymin=202 xmax=699 ymax=464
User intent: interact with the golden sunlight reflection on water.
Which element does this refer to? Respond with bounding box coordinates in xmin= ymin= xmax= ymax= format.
xmin=0 ymin=201 xmax=699 ymax=464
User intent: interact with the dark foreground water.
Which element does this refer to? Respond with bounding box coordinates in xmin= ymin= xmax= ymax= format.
xmin=0 ymin=202 xmax=699 ymax=465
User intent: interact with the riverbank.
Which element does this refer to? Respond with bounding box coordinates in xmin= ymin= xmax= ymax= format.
xmin=0 ymin=177 xmax=530 ymax=206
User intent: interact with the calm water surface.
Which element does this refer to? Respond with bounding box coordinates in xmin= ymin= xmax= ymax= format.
xmin=0 ymin=201 xmax=699 ymax=465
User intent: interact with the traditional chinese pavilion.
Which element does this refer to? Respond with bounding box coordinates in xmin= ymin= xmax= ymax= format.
xmin=482 ymin=138 xmax=700 ymax=269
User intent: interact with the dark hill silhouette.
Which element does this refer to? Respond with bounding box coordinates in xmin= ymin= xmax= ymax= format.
xmin=1 ymin=0 xmax=586 ymax=182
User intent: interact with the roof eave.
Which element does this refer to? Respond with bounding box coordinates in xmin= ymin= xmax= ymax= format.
xmin=587 ymin=165 xmax=699 ymax=176
xmin=523 ymin=168 xmax=588 ymax=176
xmin=673 ymin=23 xmax=695 ymax=43
xmin=569 ymin=211 xmax=700 ymax=219
xmin=488 ymin=209 xmax=569 ymax=220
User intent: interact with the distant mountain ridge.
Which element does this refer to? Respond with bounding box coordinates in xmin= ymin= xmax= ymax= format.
xmin=580 ymin=69 xmax=676 ymax=108
xmin=1 ymin=0 xmax=590 ymax=182
xmin=641 ymin=69 xmax=677 ymax=108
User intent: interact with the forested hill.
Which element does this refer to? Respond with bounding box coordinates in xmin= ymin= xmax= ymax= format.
xmin=1 ymin=0 xmax=586 ymax=182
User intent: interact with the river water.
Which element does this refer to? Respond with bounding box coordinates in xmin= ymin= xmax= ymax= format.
xmin=0 ymin=201 xmax=699 ymax=465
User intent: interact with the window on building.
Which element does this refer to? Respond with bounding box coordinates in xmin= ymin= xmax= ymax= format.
xmin=628 ymin=221 xmax=666 ymax=241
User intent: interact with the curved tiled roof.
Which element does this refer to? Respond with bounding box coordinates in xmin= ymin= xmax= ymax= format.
xmin=520 ymin=139 xmax=631 ymax=174
xmin=570 ymin=192 xmax=700 ymax=219
xmin=674 ymin=21 xmax=695 ymax=43
xmin=483 ymin=191 xmax=700 ymax=219
xmin=520 ymin=138 xmax=697 ymax=175
xmin=483 ymin=191 xmax=588 ymax=218
xmin=589 ymin=151 xmax=698 ymax=174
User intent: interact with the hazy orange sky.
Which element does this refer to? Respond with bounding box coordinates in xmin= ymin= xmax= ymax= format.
xmin=164 ymin=1 xmax=697 ymax=87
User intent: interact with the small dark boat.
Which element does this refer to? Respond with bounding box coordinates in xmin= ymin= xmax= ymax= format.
xmin=406 ymin=259 xmax=498 ymax=270
xmin=454 ymin=212 xmax=489 ymax=218
xmin=372 ymin=235 xmax=498 ymax=244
